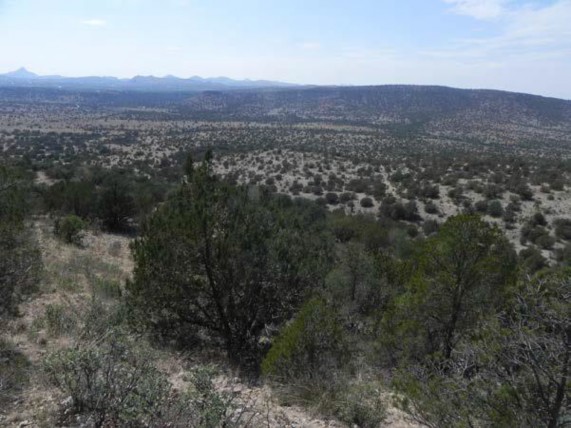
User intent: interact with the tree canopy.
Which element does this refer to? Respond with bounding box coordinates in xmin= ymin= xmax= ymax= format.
xmin=127 ymin=152 xmax=333 ymax=366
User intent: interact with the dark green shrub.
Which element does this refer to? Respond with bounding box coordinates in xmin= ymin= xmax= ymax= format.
xmin=424 ymin=201 xmax=439 ymax=214
xmin=483 ymin=184 xmax=503 ymax=199
xmin=420 ymin=184 xmax=439 ymax=199
xmin=97 ymin=177 xmax=135 ymax=232
xmin=382 ymin=215 xmax=517 ymax=362
xmin=1 ymin=166 xmax=42 ymax=318
xmin=262 ymin=298 xmax=348 ymax=383
xmin=535 ymin=234 xmax=556 ymax=250
xmin=335 ymin=382 xmax=387 ymax=428
xmin=474 ymin=200 xmax=488 ymax=213
xmin=519 ymin=247 xmax=548 ymax=274
xmin=360 ymin=197 xmax=374 ymax=208
xmin=0 ymin=226 xmax=42 ymax=319
xmin=325 ymin=192 xmax=339 ymax=205
xmin=312 ymin=185 xmax=323 ymax=196
xmin=515 ymin=184 xmax=534 ymax=200
xmin=339 ymin=192 xmax=356 ymax=204
xmin=521 ymin=222 xmax=550 ymax=246
xmin=54 ymin=215 xmax=85 ymax=245
xmin=487 ymin=200 xmax=504 ymax=218
xmin=554 ymin=218 xmax=571 ymax=240
xmin=128 ymin=153 xmax=333 ymax=366
xmin=373 ymin=181 xmax=388 ymax=200
xmin=550 ymin=179 xmax=565 ymax=191
xmin=503 ymin=205 xmax=517 ymax=225
xmin=530 ymin=212 xmax=547 ymax=227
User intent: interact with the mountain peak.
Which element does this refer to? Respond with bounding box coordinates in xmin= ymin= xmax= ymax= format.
xmin=5 ymin=67 xmax=38 ymax=79
xmin=0 ymin=69 xmax=298 ymax=91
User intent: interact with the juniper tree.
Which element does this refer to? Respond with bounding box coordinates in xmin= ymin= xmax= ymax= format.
xmin=127 ymin=152 xmax=333 ymax=366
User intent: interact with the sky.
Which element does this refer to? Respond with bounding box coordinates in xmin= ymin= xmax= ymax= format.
xmin=0 ymin=0 xmax=570 ymax=99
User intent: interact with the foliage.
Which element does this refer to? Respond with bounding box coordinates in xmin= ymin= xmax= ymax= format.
xmin=54 ymin=214 xmax=86 ymax=245
xmin=360 ymin=196 xmax=374 ymax=208
xmin=44 ymin=330 xmax=170 ymax=427
xmin=394 ymin=269 xmax=570 ymax=428
xmin=0 ymin=165 xmax=42 ymax=318
xmin=554 ymin=218 xmax=571 ymax=241
xmin=127 ymin=153 xmax=333 ymax=366
xmin=97 ymin=176 xmax=136 ymax=232
xmin=381 ymin=214 xmax=517 ymax=362
xmin=43 ymin=180 xmax=96 ymax=219
xmin=487 ymin=199 xmax=504 ymax=217
xmin=44 ymin=329 xmax=236 ymax=428
xmin=519 ymin=246 xmax=548 ymax=274
xmin=261 ymin=298 xmax=348 ymax=383
xmin=334 ymin=381 xmax=387 ymax=428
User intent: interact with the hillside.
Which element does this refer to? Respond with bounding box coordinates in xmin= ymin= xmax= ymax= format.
xmin=181 ymin=85 xmax=571 ymax=145
xmin=2 ymin=84 xmax=570 ymax=148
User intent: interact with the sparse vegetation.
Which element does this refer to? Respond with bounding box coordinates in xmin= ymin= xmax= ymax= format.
xmin=54 ymin=214 xmax=85 ymax=245
xmin=1 ymin=82 xmax=570 ymax=427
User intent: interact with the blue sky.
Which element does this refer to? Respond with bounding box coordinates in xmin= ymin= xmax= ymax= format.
xmin=0 ymin=0 xmax=570 ymax=98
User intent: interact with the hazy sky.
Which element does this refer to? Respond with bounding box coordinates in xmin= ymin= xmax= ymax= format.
xmin=1 ymin=0 xmax=570 ymax=98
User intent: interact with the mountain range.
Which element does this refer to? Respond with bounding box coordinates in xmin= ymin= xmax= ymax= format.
xmin=0 ymin=68 xmax=298 ymax=91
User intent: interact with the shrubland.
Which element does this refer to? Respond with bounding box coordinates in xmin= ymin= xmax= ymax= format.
xmin=1 ymin=83 xmax=570 ymax=426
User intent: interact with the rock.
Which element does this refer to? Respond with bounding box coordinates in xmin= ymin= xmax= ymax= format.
xmin=18 ymin=421 xmax=30 ymax=427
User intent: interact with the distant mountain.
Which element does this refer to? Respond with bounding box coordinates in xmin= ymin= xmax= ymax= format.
xmin=0 ymin=68 xmax=298 ymax=91
xmin=3 ymin=67 xmax=39 ymax=79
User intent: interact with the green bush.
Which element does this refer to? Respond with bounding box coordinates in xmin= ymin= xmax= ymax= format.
xmin=334 ymin=382 xmax=387 ymax=428
xmin=97 ymin=177 xmax=135 ymax=232
xmin=487 ymin=200 xmax=504 ymax=218
xmin=394 ymin=269 xmax=571 ymax=428
xmin=0 ymin=225 xmax=42 ymax=318
xmin=54 ymin=215 xmax=85 ymax=245
xmin=381 ymin=215 xmax=517 ymax=362
xmin=536 ymin=234 xmax=556 ymax=250
xmin=128 ymin=153 xmax=333 ymax=366
xmin=554 ymin=218 xmax=571 ymax=240
xmin=262 ymin=298 xmax=348 ymax=383
xmin=519 ymin=246 xmax=548 ymax=274
xmin=44 ymin=329 xmax=235 ymax=427
xmin=325 ymin=192 xmax=339 ymax=205
xmin=474 ymin=199 xmax=488 ymax=213
xmin=335 ymin=383 xmax=387 ymax=428
xmin=424 ymin=201 xmax=439 ymax=214
xmin=360 ymin=197 xmax=374 ymax=208
xmin=44 ymin=332 xmax=165 ymax=426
